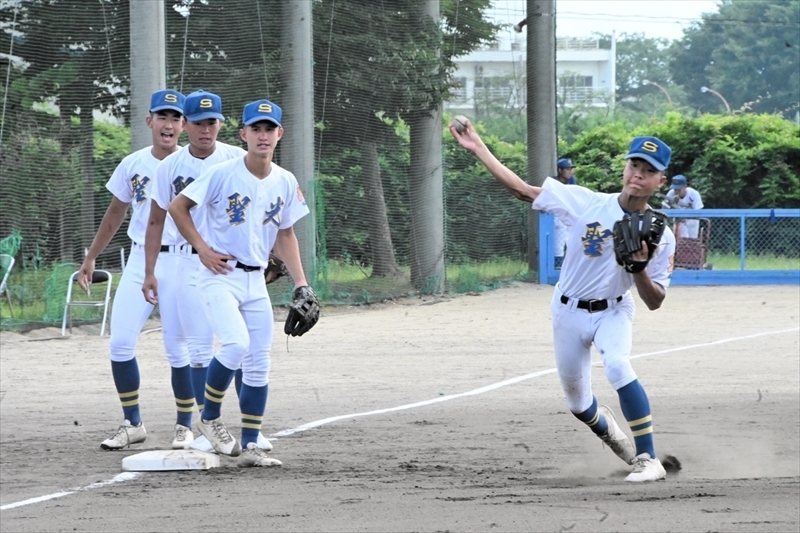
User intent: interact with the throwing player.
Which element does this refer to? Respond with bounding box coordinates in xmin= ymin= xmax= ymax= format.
xmin=450 ymin=119 xmax=676 ymax=482
xmin=169 ymin=99 xmax=313 ymax=467
xmin=76 ymin=89 xmax=189 ymax=450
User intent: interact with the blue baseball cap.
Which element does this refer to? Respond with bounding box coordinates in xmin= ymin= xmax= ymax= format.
xmin=557 ymin=158 xmax=576 ymax=169
xmin=242 ymin=99 xmax=282 ymax=127
xmin=671 ymin=175 xmax=687 ymax=189
xmin=183 ymin=90 xmax=224 ymax=121
xmin=149 ymin=89 xmax=185 ymax=114
xmin=625 ymin=136 xmax=671 ymax=171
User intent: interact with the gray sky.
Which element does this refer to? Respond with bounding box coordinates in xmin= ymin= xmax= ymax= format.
xmin=486 ymin=0 xmax=721 ymax=41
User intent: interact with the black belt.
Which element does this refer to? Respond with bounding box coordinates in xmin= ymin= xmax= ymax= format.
xmin=133 ymin=242 xmax=197 ymax=254
xmin=235 ymin=261 xmax=261 ymax=272
xmin=560 ymin=294 xmax=622 ymax=313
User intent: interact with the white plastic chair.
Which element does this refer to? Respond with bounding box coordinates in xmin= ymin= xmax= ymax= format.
xmin=0 ymin=254 xmax=14 ymax=317
xmin=61 ymin=270 xmax=113 ymax=336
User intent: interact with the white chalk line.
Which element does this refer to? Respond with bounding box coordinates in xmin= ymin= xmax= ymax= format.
xmin=0 ymin=472 xmax=139 ymax=511
xmin=2 ymin=326 xmax=796 ymax=511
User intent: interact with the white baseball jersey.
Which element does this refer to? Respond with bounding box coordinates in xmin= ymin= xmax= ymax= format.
xmin=105 ymin=146 xmax=168 ymax=244
xmin=150 ymin=142 xmax=247 ymax=246
xmin=663 ymin=187 xmax=703 ymax=210
xmin=180 ymin=157 xmax=309 ymax=267
xmin=534 ymin=178 xmax=675 ymax=300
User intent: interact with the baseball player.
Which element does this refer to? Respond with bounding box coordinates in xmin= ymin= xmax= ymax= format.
xmin=553 ymin=158 xmax=578 ymax=268
xmin=662 ymin=175 xmax=704 ymax=238
xmin=451 ymin=119 xmax=676 ymax=483
xmin=168 ymin=99 xmax=311 ymax=467
xmin=142 ymin=89 xmax=272 ymax=453
xmin=76 ymin=89 xmax=190 ymax=450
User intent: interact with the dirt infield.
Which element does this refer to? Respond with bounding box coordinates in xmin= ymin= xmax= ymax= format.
xmin=1 ymin=283 xmax=798 ymax=532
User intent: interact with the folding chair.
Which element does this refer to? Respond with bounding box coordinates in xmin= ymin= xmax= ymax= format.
xmin=674 ymin=218 xmax=711 ymax=270
xmin=0 ymin=254 xmax=14 ymax=317
xmin=61 ymin=270 xmax=113 ymax=336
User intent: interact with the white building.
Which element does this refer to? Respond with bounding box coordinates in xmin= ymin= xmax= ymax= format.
xmin=446 ymin=33 xmax=616 ymax=116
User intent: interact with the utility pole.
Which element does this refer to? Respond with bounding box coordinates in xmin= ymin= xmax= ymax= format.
xmin=526 ymin=0 xmax=557 ymax=275
xmin=130 ymin=0 xmax=166 ymax=151
xmin=282 ymin=0 xmax=317 ymax=282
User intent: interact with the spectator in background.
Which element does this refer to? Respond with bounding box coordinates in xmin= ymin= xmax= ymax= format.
xmin=556 ymin=158 xmax=578 ymax=185
xmin=662 ymin=175 xmax=704 ymax=238
xmin=553 ymin=158 xmax=577 ymax=268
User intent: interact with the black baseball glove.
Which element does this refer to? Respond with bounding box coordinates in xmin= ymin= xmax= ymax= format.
xmin=284 ymin=285 xmax=321 ymax=337
xmin=264 ymin=253 xmax=288 ymax=285
xmin=613 ymin=209 xmax=668 ymax=273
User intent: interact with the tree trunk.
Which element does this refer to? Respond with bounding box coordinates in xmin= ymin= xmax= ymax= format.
xmin=59 ymin=77 xmax=94 ymax=263
xmin=360 ymin=140 xmax=403 ymax=278
xmin=407 ymin=108 xmax=445 ymax=293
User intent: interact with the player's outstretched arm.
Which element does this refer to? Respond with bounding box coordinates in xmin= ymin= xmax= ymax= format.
xmin=448 ymin=118 xmax=541 ymax=203
xmin=168 ymin=194 xmax=233 ymax=275
xmin=272 ymin=227 xmax=308 ymax=289
xmin=142 ymin=200 xmax=168 ymax=304
xmin=78 ymin=197 xmax=129 ymax=291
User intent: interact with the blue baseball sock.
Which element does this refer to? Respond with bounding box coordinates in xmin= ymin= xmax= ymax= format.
xmin=235 ymin=368 xmax=243 ymax=397
xmin=617 ymin=380 xmax=656 ymax=458
xmin=239 ymin=383 xmax=268 ymax=449
xmin=201 ymin=358 xmax=235 ymax=422
xmin=171 ymin=365 xmax=194 ymax=428
xmin=572 ymin=396 xmax=608 ymax=435
xmin=110 ymin=358 xmax=141 ymax=426
xmin=190 ymin=365 xmax=208 ymax=413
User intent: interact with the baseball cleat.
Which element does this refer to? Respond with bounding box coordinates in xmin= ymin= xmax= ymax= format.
xmin=238 ymin=442 xmax=282 ymax=467
xmin=171 ymin=424 xmax=194 ymax=450
xmin=191 ymin=432 xmax=271 ymax=453
xmin=100 ymin=420 xmax=147 ymax=450
xmin=189 ymin=435 xmax=215 ymax=453
xmin=598 ymin=405 xmax=636 ymax=464
xmin=196 ymin=417 xmax=241 ymax=457
xmin=625 ymin=453 xmax=667 ymax=482
xmin=257 ymin=432 xmax=273 ymax=452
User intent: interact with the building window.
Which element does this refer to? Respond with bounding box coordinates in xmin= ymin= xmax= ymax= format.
xmin=474 ymin=77 xmax=512 ymax=101
xmin=558 ymin=75 xmax=594 ymax=102
xmin=450 ymin=77 xmax=467 ymax=102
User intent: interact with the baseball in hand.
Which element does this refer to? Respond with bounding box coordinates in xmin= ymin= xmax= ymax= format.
xmin=450 ymin=115 xmax=468 ymax=134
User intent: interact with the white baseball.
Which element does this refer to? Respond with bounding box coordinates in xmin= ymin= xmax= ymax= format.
xmin=450 ymin=115 xmax=468 ymax=134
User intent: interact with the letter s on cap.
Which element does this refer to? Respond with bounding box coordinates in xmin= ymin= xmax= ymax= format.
xmin=200 ymin=98 xmax=213 ymax=108
xmin=642 ymin=141 xmax=659 ymax=153
xmin=258 ymin=103 xmax=272 ymax=113
xmin=165 ymin=94 xmax=178 ymax=103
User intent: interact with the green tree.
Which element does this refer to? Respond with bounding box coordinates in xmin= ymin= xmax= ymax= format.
xmin=312 ymin=0 xmax=498 ymax=279
xmin=601 ymin=32 xmax=674 ymax=109
xmin=670 ymin=0 xmax=800 ymax=116
xmin=0 ymin=0 xmax=128 ymax=262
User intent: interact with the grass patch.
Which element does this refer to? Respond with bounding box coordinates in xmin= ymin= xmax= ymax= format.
xmin=706 ymin=252 xmax=800 ymax=270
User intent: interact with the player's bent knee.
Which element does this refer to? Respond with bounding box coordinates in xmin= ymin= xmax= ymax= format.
xmin=214 ymin=340 xmax=250 ymax=370
xmin=109 ymin=338 xmax=137 ymax=362
xmin=241 ymin=370 xmax=269 ymax=388
xmin=164 ymin=351 xmax=191 ymax=368
xmin=605 ymin=362 xmax=637 ymax=391
xmin=186 ymin=340 xmax=214 ymax=367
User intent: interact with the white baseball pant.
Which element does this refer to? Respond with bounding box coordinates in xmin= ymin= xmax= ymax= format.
xmin=196 ymin=263 xmax=273 ymax=387
xmin=175 ymin=251 xmax=214 ymax=368
xmin=549 ymin=287 xmax=638 ymax=413
xmin=109 ymin=243 xmax=188 ymax=367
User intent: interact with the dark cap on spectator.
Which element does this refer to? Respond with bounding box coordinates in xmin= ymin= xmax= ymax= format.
xmin=557 ymin=158 xmax=576 ymax=169
xmin=671 ymin=175 xmax=687 ymax=189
